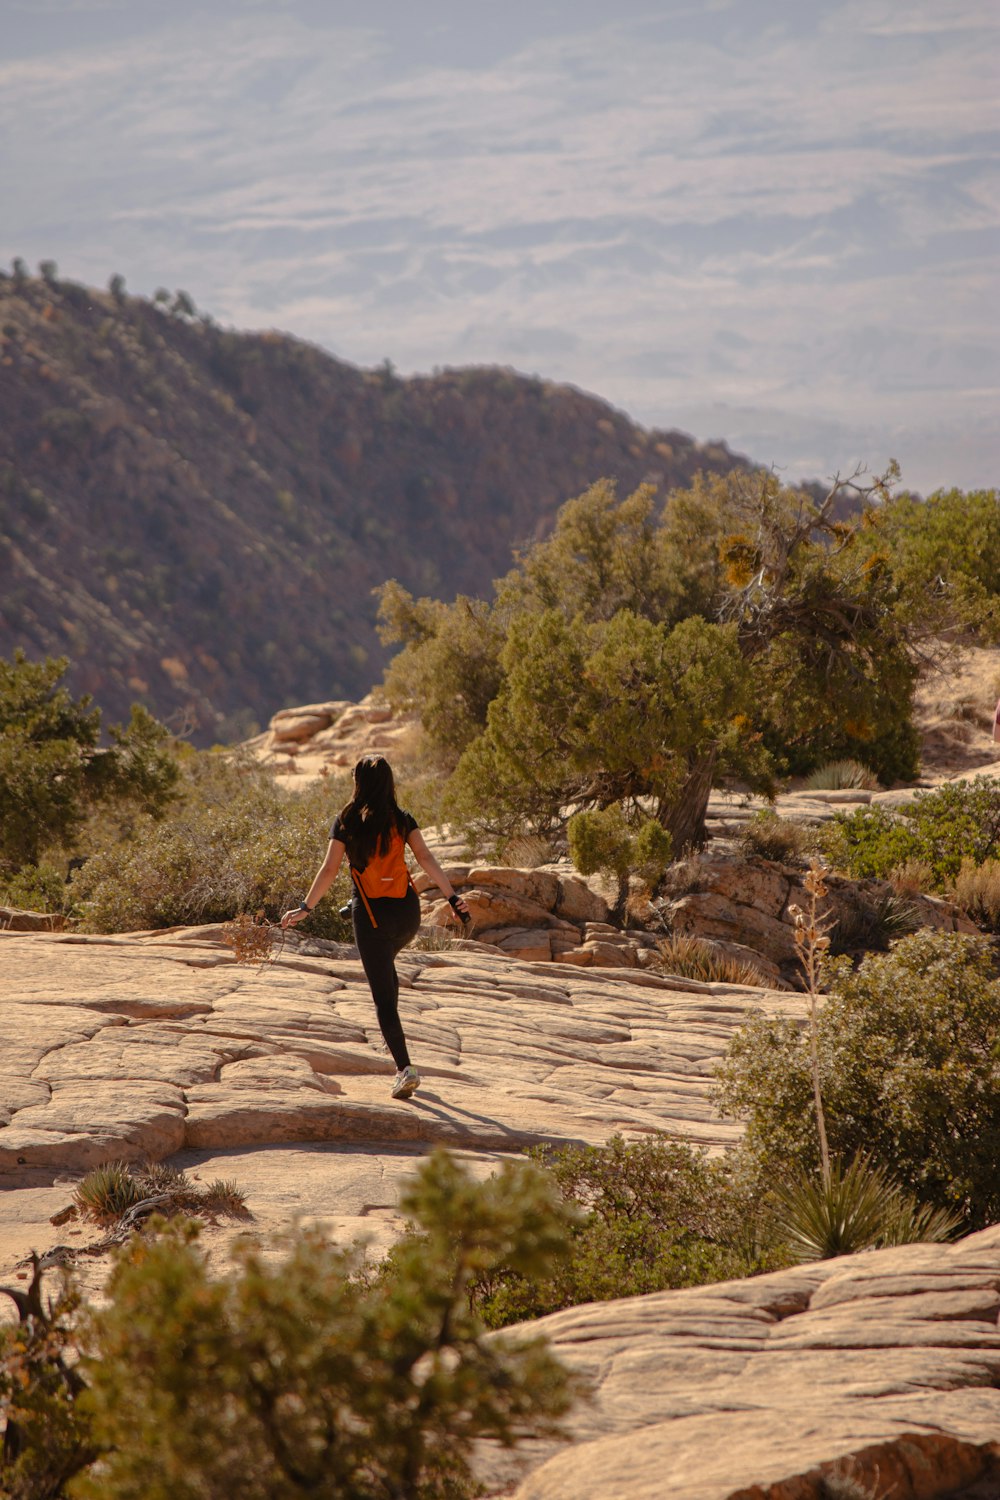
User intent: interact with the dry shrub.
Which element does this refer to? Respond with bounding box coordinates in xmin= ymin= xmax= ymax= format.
xmin=501 ymin=833 xmax=557 ymax=868
xmin=222 ymin=910 xmax=279 ymax=966
xmin=888 ymin=858 xmax=936 ymax=895
xmin=950 ymin=694 xmax=995 ymax=730
xmin=739 ymin=812 xmax=815 ymax=864
xmin=655 ymin=933 xmax=772 ymax=987
xmin=953 ymin=857 xmax=1000 ymax=932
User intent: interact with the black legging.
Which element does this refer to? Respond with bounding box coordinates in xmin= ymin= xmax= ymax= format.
xmin=352 ymin=884 xmax=422 ymax=1070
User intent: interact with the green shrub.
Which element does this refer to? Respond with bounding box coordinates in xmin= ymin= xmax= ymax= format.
xmin=802 ymin=759 xmax=881 ymax=791
xmin=821 ymin=803 xmax=919 ymax=880
xmin=0 ymin=859 xmax=68 ymax=914
xmin=567 ymin=802 xmax=672 ymax=917
xmin=470 ymin=1134 xmax=788 ymax=1328
xmin=826 ymin=777 xmax=1000 ymax=886
xmin=716 ymin=929 xmax=1000 ymax=1227
xmin=72 ymin=1153 xmax=577 ymax=1500
xmin=0 ymin=651 xmax=178 ymax=873
xmin=72 ymin=753 xmax=354 ymax=938
xmin=3 ymin=1153 xmax=579 ymax=1500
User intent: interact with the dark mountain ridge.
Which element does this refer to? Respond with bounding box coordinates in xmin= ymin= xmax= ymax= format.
xmin=0 ymin=270 xmax=751 ymax=741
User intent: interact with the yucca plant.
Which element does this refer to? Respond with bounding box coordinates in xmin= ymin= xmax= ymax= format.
xmin=802 ymin=760 xmax=881 ymax=791
xmin=832 ymin=890 xmax=920 ymax=953
xmin=73 ymin=1162 xmax=145 ymax=1225
xmin=776 ymin=1153 xmax=961 ymax=1262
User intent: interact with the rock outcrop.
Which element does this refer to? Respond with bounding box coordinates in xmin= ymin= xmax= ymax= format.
xmin=244 ymin=692 xmax=419 ymax=778
xmin=487 ymin=1230 xmax=1000 ymax=1500
xmin=657 ymin=851 xmax=977 ymax=985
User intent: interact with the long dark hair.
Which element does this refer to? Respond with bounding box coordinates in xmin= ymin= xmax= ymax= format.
xmin=337 ymin=755 xmax=405 ymax=868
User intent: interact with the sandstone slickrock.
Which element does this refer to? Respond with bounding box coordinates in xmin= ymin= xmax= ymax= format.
xmin=4 ymin=926 xmax=1000 ymax=1498
xmin=483 ymin=1230 xmax=1000 ymax=1500
xmin=0 ymin=926 xmax=801 ymax=1181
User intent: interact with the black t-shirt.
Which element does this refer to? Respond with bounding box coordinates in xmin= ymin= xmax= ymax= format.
xmin=330 ymin=809 xmax=418 ymax=867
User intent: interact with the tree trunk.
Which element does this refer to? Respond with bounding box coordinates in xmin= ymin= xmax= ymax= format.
xmin=662 ymin=746 xmax=717 ymax=855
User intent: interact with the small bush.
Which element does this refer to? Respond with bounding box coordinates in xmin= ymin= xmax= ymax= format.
xmin=0 ymin=1259 xmax=94 ymax=1497
xmin=716 ymin=929 xmax=1000 ymax=1227
xmin=0 ymin=859 xmax=69 ymax=914
xmin=654 ymin=933 xmax=772 ymax=987
xmin=568 ymin=803 xmax=672 ymax=917
xmin=470 ymin=1135 xmax=788 ymax=1328
xmin=827 ymin=776 xmax=1000 ymax=885
xmin=739 ymin=811 xmax=815 ymax=864
xmin=802 ymin=760 xmax=881 ymax=791
xmin=73 ymin=1160 xmax=246 ymax=1227
xmin=72 ymin=1154 xmax=578 ymax=1500
xmin=952 ymin=857 xmax=1000 ymax=932
xmin=4 ymin=1154 xmax=580 ymax=1500
xmin=72 ymin=752 xmax=354 ymax=938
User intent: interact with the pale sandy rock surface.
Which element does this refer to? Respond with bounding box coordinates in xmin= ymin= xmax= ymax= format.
xmin=4 ymin=928 xmax=1000 ymax=1497
xmin=484 ymin=1230 xmax=1000 ymax=1500
xmin=0 ymin=923 xmax=802 ymax=1293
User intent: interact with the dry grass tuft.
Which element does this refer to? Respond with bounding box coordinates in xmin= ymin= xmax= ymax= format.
xmin=739 ymin=812 xmax=816 ymax=864
xmin=500 ymin=833 xmax=558 ymax=868
xmin=888 ymin=859 xmax=936 ymax=895
xmin=953 ymin=858 xmax=1000 ymax=932
xmin=654 ymin=933 xmax=772 ymax=987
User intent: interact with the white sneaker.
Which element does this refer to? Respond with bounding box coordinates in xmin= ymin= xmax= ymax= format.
xmin=391 ymin=1066 xmax=420 ymax=1100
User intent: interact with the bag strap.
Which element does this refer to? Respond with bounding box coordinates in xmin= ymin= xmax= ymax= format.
xmin=350 ymin=866 xmax=378 ymax=929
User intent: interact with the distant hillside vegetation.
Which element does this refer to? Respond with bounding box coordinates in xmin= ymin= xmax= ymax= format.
xmin=0 ymin=269 xmax=750 ymax=741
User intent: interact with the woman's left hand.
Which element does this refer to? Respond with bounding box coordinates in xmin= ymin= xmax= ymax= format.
xmin=280 ymin=907 xmax=309 ymax=929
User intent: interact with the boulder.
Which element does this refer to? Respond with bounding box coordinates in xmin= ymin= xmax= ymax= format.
xmin=581 ymin=940 xmax=636 ymax=968
xmin=666 ymin=854 xmax=790 ymax=919
xmin=270 ymin=707 xmax=338 ymax=742
xmin=460 ymin=888 xmax=576 ymax=934
xmin=467 ymin=867 xmax=561 ymax=910
xmin=0 ymin=906 xmax=65 ymax=933
xmin=555 ymin=876 xmax=610 ymax=925
xmin=666 ymin=891 xmax=797 ymax=966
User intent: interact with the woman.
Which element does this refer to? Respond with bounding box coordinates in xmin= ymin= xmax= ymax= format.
xmin=281 ymin=755 xmax=470 ymax=1100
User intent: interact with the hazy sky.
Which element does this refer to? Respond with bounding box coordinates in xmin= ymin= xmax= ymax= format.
xmin=3 ymin=0 xmax=998 ymax=493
